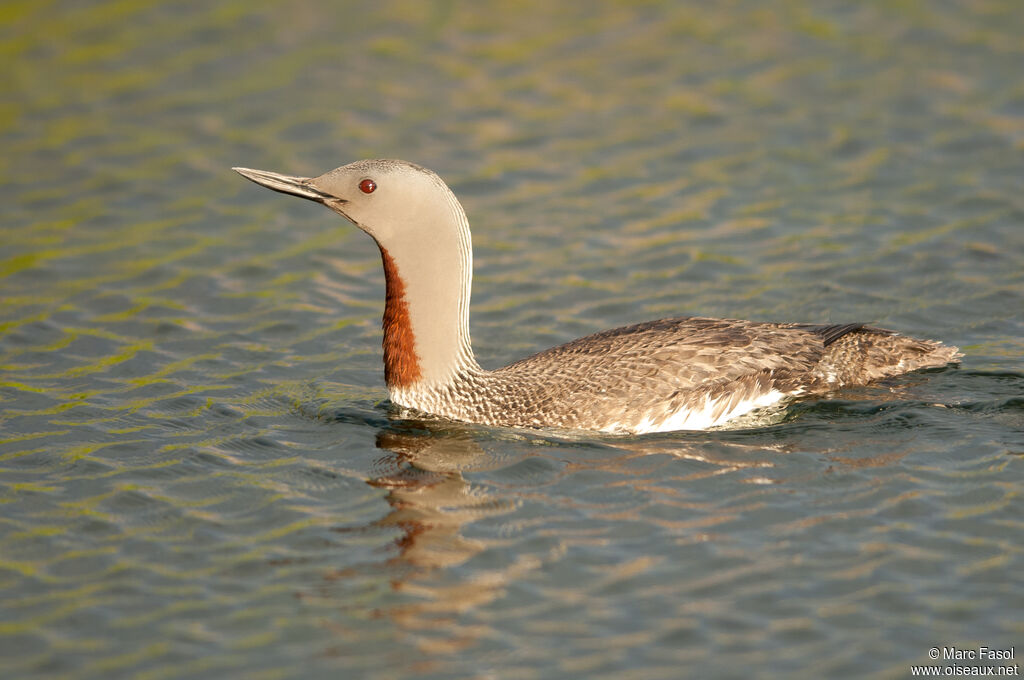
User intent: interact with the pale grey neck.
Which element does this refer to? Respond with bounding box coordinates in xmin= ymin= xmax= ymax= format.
xmin=383 ymin=179 xmax=479 ymax=389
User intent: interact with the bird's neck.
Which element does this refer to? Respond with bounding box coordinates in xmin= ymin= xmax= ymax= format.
xmin=376 ymin=200 xmax=478 ymax=394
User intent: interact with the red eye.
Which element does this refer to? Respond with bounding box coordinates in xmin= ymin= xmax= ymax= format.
xmin=359 ymin=178 xmax=376 ymax=194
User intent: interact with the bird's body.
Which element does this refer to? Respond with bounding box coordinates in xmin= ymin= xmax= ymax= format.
xmin=234 ymin=159 xmax=960 ymax=434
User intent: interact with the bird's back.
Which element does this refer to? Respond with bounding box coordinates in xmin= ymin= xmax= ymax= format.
xmin=457 ymin=317 xmax=959 ymax=433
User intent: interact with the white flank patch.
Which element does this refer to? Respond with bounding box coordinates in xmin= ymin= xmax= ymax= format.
xmin=607 ymin=389 xmax=792 ymax=435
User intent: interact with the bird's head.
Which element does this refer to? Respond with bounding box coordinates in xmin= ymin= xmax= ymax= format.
xmin=233 ymin=159 xmax=460 ymax=247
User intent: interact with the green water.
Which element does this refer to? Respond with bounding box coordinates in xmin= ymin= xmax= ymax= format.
xmin=2 ymin=1 xmax=1023 ymax=678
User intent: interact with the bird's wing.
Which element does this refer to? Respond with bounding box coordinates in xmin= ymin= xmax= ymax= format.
xmin=490 ymin=317 xmax=850 ymax=431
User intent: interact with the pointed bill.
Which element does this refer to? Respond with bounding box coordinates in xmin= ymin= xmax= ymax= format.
xmin=232 ymin=167 xmax=334 ymax=202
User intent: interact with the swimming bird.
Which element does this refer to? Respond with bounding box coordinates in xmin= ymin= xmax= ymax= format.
xmin=233 ymin=160 xmax=961 ymax=434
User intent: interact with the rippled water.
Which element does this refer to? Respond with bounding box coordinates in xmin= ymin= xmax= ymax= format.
xmin=3 ymin=1 xmax=1023 ymax=678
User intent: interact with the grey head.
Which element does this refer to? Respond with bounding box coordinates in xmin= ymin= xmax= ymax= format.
xmin=233 ymin=159 xmax=477 ymax=389
xmin=232 ymin=159 xmax=461 ymax=246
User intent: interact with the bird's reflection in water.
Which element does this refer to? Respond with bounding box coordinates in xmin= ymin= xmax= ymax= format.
xmin=357 ymin=420 xmax=527 ymax=654
xmin=370 ymin=423 xmax=517 ymax=571
xmin=322 ymin=414 xmax=803 ymax=657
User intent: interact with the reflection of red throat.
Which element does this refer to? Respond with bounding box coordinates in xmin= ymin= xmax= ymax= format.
xmin=380 ymin=247 xmax=422 ymax=388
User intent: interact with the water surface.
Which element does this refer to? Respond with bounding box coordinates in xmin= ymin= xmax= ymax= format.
xmin=2 ymin=1 xmax=1023 ymax=678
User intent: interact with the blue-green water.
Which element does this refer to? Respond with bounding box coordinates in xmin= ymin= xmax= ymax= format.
xmin=2 ymin=2 xmax=1023 ymax=678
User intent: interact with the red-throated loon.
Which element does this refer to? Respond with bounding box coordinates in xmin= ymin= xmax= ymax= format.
xmin=234 ymin=159 xmax=961 ymax=434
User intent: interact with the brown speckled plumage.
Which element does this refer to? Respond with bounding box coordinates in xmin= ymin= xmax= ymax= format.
xmin=392 ymin=317 xmax=960 ymax=433
xmin=234 ymin=160 xmax=962 ymax=434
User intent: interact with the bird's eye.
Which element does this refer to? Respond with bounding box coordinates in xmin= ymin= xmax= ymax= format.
xmin=359 ymin=179 xmax=376 ymax=194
